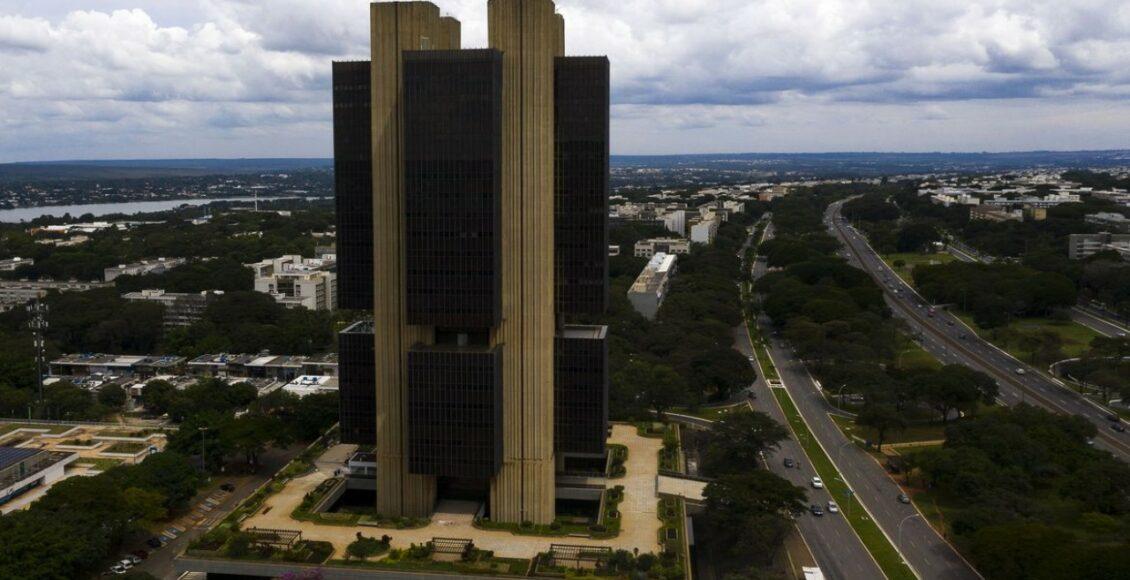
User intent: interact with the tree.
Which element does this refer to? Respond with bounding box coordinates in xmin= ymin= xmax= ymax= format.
xmin=227 ymin=414 xmax=292 ymax=470
xmin=701 ymin=412 xmax=790 ymax=476
xmin=855 ymin=403 xmax=906 ymax=452
xmin=98 ymin=383 xmax=127 ymax=409
xmin=920 ymin=365 xmax=998 ymax=423
xmin=141 ymin=379 xmax=178 ymax=415
xmin=701 ymin=472 xmax=807 ymax=572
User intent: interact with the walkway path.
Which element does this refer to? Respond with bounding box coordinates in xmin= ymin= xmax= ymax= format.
xmin=242 ymin=424 xmax=664 ymax=559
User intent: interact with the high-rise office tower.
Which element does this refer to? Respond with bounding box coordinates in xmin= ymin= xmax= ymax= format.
xmin=333 ymin=0 xmax=608 ymax=525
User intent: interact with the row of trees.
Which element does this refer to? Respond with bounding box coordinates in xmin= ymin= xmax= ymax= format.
xmin=913 ymin=262 xmax=1077 ymax=328
xmin=603 ymin=211 xmax=759 ymax=417
xmin=757 ymin=190 xmax=999 ymax=450
xmin=697 ymin=413 xmax=806 ymax=578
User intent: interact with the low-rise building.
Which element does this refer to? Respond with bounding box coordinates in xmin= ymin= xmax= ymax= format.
xmin=1068 ymin=233 xmax=1130 ymax=261
xmin=0 ymin=279 xmax=111 ymax=311
xmin=246 ymin=255 xmax=337 ymax=311
xmin=633 ymin=238 xmax=691 ymax=258
xmin=627 ymin=253 xmax=677 ymax=320
xmin=970 ymin=205 xmax=1022 ymax=223
xmin=49 ymin=354 xmax=186 ymax=379
xmin=104 ymin=258 xmax=188 ymax=282
xmin=1085 ymin=212 xmax=1130 ymax=233
xmin=0 ymin=448 xmax=78 ymax=508
xmin=281 ymin=375 xmax=338 ymax=398
xmin=122 ymin=289 xmax=224 ymax=329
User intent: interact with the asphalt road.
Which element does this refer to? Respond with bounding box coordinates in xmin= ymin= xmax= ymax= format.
xmin=733 ymin=325 xmax=886 ymax=580
xmin=131 ymin=446 xmax=302 ymax=579
xmin=826 ymin=199 xmax=1130 ymax=461
xmin=749 ymin=254 xmax=978 ymax=580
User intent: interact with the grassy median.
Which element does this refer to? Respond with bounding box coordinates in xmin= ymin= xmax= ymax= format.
xmin=771 ymin=388 xmax=917 ymax=580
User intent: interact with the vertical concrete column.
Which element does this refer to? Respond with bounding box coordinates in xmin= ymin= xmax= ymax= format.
xmin=370 ymin=0 xmax=460 ymax=519
xmin=488 ymin=0 xmax=559 ymax=525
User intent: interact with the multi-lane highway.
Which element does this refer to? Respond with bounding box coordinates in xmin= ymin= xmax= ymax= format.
xmin=826 ymin=199 xmax=1130 ymax=461
xmin=733 ymin=325 xmax=886 ymax=580
xmin=747 ymin=250 xmax=978 ymax=580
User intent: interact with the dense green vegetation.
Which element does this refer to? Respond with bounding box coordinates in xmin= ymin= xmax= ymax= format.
xmin=0 ymin=451 xmax=200 ymax=579
xmin=603 ymin=210 xmax=759 ymax=416
xmin=907 ymin=406 xmax=1130 ymax=579
xmin=913 ymin=262 xmax=1076 ymax=328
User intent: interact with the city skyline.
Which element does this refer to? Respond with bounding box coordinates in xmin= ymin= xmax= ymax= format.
xmin=2 ymin=0 xmax=1130 ymax=162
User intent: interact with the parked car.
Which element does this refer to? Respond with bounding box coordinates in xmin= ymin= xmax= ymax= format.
xmin=109 ymin=565 xmax=128 ymax=575
xmin=126 ymin=555 xmax=142 ymax=565
xmin=827 ymin=501 xmax=840 ymax=514
xmin=783 ymin=458 xmax=796 ymax=469
xmin=897 ymin=493 xmax=911 ymax=504
xmin=145 ymin=537 xmax=163 ymax=549
xmin=220 ymin=482 xmax=236 ymax=492
xmin=810 ymin=504 xmax=824 ymax=517
xmin=131 ymin=550 xmax=148 ymax=560
xmin=117 ymin=559 xmax=133 ymax=570
xmin=811 ymin=476 xmax=824 ymax=489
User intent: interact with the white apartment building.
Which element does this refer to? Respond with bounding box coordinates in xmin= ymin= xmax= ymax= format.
xmin=246 ymin=255 xmax=337 ymax=311
xmin=627 ymin=253 xmax=677 ymax=320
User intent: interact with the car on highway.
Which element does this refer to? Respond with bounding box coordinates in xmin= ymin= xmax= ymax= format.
xmin=1108 ymin=414 xmax=1121 ymax=422
xmin=809 ymin=504 xmax=824 ymax=517
xmin=959 ymin=333 xmax=968 ymax=340
xmin=827 ymin=501 xmax=840 ymax=514
xmin=897 ymin=493 xmax=911 ymax=504
xmin=783 ymin=458 xmax=796 ymax=468
xmin=811 ymin=476 xmax=824 ymax=489
xmin=1112 ymin=423 xmax=1127 ymax=433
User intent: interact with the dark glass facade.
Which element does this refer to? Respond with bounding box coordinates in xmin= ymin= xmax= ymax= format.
xmin=554 ymin=57 xmax=610 ymax=316
xmin=332 ymin=61 xmax=374 ymax=311
xmin=338 ymin=320 xmax=375 ymax=446
xmin=407 ymin=346 xmax=503 ymax=479
xmin=403 ymin=50 xmax=503 ymax=329
xmin=554 ymin=326 xmax=609 ymax=456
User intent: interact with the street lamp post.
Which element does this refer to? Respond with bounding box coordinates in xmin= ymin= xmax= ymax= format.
xmin=898 ymin=513 xmax=922 ymax=547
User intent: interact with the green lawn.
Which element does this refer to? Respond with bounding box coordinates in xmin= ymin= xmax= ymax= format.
xmin=770 ymin=389 xmax=916 ymax=580
xmin=882 ymin=252 xmax=955 ymax=285
xmin=957 ymin=314 xmax=1102 ymax=363
xmin=896 ymin=339 xmax=942 ymax=371
xmin=0 ymin=423 xmax=71 ymax=436
xmin=672 ymin=403 xmax=748 ymax=422
xmin=746 ymin=321 xmax=780 ymax=381
xmin=831 ymin=414 xmax=948 ymax=446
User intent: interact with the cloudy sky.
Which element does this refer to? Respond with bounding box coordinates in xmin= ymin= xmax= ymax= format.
xmin=1 ymin=0 xmax=1129 ymax=162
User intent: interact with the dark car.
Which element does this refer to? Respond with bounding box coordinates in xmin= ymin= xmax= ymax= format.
xmin=783 ymin=458 xmax=796 ymax=469
xmin=810 ymin=504 xmax=824 ymax=517
xmin=220 ymin=483 xmax=236 ymax=492
xmin=1112 ymin=423 xmax=1127 ymax=433
xmin=131 ymin=550 xmax=148 ymax=560
xmin=1108 ymin=414 xmax=1121 ymax=423
xmin=145 ymin=537 xmax=163 ymax=549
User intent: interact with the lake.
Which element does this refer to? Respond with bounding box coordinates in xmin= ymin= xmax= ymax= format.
xmin=0 ymin=197 xmax=299 ymax=223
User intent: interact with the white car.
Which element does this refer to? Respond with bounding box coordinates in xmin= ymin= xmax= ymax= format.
xmin=827 ymin=501 xmax=840 ymax=513
xmin=1015 ymin=368 xmax=1026 ymax=375
xmin=118 ymin=559 xmax=133 ymax=570
xmin=811 ymin=476 xmax=824 ymax=489
xmin=110 ymin=565 xmax=128 ymax=575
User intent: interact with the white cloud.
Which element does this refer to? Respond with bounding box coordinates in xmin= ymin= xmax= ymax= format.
xmin=0 ymin=0 xmax=1128 ymax=161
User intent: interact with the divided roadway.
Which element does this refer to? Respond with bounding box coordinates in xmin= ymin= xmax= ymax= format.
xmin=825 ymin=199 xmax=1130 ymax=461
